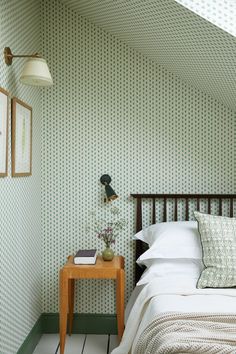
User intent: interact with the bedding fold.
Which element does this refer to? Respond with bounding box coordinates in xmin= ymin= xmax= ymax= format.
xmin=135 ymin=312 xmax=236 ymax=354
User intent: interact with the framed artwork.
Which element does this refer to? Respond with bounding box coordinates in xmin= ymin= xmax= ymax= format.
xmin=0 ymin=87 xmax=9 ymax=177
xmin=11 ymin=97 xmax=32 ymax=177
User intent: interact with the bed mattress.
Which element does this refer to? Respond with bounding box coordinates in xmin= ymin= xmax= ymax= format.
xmin=112 ymin=279 xmax=236 ymax=354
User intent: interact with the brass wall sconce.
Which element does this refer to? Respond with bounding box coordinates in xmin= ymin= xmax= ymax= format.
xmin=100 ymin=174 xmax=118 ymax=202
xmin=4 ymin=47 xmax=53 ymax=86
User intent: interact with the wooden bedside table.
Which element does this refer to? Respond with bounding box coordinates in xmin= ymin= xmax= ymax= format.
xmin=59 ymin=255 xmax=125 ymax=354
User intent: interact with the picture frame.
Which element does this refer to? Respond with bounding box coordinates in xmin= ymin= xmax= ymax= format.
xmin=0 ymin=87 xmax=9 ymax=177
xmin=11 ymin=97 xmax=32 ymax=177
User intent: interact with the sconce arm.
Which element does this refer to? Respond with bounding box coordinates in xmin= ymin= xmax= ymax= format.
xmin=4 ymin=47 xmax=41 ymax=66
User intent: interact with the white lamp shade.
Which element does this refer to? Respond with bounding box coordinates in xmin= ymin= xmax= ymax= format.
xmin=20 ymin=57 xmax=53 ymax=86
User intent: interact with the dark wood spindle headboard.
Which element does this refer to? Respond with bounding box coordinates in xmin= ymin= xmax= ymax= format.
xmin=131 ymin=194 xmax=236 ymax=283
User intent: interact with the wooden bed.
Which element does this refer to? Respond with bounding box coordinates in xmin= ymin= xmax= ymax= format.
xmin=131 ymin=194 xmax=236 ymax=283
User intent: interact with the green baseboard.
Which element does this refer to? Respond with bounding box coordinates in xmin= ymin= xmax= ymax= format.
xmin=17 ymin=313 xmax=117 ymax=354
xmin=17 ymin=316 xmax=43 ymax=354
xmin=42 ymin=313 xmax=117 ymax=334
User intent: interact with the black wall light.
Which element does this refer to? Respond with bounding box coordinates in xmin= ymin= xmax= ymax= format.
xmin=100 ymin=174 xmax=118 ymax=202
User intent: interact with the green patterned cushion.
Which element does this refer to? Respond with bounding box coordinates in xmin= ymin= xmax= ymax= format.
xmin=194 ymin=211 xmax=236 ymax=289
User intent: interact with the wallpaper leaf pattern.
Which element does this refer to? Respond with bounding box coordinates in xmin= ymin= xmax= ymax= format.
xmin=62 ymin=0 xmax=236 ymax=111
xmin=0 ymin=0 xmax=235 ymax=352
xmin=41 ymin=0 xmax=236 ymax=314
xmin=0 ymin=1 xmax=41 ymax=353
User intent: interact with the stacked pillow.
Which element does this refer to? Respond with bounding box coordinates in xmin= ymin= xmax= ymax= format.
xmin=134 ymin=213 xmax=236 ymax=289
xmin=134 ymin=221 xmax=202 ymax=259
xmin=133 ymin=221 xmax=204 ymax=286
xmin=136 ymin=258 xmax=204 ymax=286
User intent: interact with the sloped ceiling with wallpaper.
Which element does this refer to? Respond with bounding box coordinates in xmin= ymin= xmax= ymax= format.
xmin=61 ymin=0 xmax=236 ymax=111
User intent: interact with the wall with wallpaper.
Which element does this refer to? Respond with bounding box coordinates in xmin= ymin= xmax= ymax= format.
xmin=62 ymin=0 xmax=236 ymax=112
xmin=41 ymin=0 xmax=236 ymax=315
xmin=0 ymin=1 xmax=41 ymax=353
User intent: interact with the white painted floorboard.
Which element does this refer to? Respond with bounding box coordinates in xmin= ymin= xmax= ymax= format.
xmin=33 ymin=334 xmax=59 ymax=354
xmin=33 ymin=334 xmax=119 ymax=354
xmin=64 ymin=334 xmax=85 ymax=354
xmin=108 ymin=335 xmax=119 ymax=353
xmin=83 ymin=335 xmax=108 ymax=354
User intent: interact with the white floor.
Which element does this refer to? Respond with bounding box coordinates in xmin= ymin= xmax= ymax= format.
xmin=33 ymin=334 xmax=119 ymax=354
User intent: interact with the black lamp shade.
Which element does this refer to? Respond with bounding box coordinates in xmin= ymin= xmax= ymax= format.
xmin=100 ymin=174 xmax=118 ymax=202
xmin=105 ymin=184 xmax=118 ymax=201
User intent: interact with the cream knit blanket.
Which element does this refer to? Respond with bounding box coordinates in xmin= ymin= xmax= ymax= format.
xmin=134 ymin=312 xmax=236 ymax=354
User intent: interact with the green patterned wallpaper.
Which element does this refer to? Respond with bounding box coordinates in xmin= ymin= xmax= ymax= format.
xmin=62 ymin=0 xmax=236 ymax=111
xmin=0 ymin=1 xmax=41 ymax=353
xmin=41 ymin=0 xmax=236 ymax=315
xmin=0 ymin=0 xmax=234 ymax=351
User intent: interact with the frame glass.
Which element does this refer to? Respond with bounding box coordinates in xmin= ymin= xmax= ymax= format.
xmin=11 ymin=97 xmax=32 ymax=177
xmin=0 ymin=87 xmax=9 ymax=177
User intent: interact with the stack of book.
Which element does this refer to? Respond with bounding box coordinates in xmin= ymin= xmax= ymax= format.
xmin=74 ymin=249 xmax=97 ymax=265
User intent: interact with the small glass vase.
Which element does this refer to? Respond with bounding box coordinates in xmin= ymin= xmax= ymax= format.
xmin=102 ymin=246 xmax=114 ymax=261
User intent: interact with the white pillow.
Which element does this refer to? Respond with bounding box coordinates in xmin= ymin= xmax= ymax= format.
xmin=137 ymin=258 xmax=204 ymax=286
xmin=134 ymin=221 xmax=202 ymax=259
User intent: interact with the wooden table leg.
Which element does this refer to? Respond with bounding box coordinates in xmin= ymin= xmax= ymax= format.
xmin=116 ymin=269 xmax=125 ymax=341
xmin=68 ymin=279 xmax=75 ymax=336
xmin=60 ymin=269 xmax=68 ymax=354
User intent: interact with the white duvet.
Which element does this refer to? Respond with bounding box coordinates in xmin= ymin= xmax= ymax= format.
xmin=111 ymin=279 xmax=236 ymax=354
